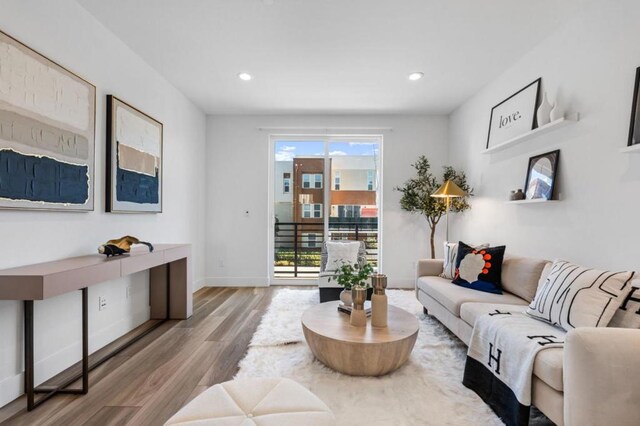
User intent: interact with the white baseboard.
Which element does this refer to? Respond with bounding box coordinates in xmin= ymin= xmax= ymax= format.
xmin=389 ymin=278 xmax=415 ymax=289
xmin=0 ymin=374 xmax=22 ymax=410
xmin=0 ymin=306 xmax=149 ymax=409
xmin=204 ymin=277 xmax=269 ymax=287
xmin=193 ymin=278 xmax=208 ymax=292
xmin=203 ymin=277 xmax=414 ymax=289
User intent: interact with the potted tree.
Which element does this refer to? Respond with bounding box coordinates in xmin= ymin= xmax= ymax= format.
xmin=395 ymin=156 xmax=472 ymax=259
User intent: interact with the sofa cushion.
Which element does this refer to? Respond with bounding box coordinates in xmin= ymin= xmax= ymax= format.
xmin=440 ymin=241 xmax=489 ymax=279
xmin=608 ymin=279 xmax=640 ymax=328
xmin=527 ymin=260 xmax=635 ymax=330
xmin=533 ymin=348 xmax=564 ymax=392
xmin=501 ymin=256 xmax=550 ymax=302
xmin=416 ymin=276 xmax=527 ymax=316
xmin=459 ymin=302 xmax=528 ymax=327
xmin=452 ymin=242 xmax=506 ymax=294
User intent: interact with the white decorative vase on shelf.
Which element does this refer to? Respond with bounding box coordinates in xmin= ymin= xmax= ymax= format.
xmin=550 ymin=101 xmax=564 ymax=121
xmin=536 ymin=92 xmax=553 ymax=127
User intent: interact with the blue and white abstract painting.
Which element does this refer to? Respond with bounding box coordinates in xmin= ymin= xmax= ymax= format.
xmin=0 ymin=31 xmax=95 ymax=211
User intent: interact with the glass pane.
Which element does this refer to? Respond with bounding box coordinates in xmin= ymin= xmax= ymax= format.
xmin=273 ymin=140 xmax=325 ymax=278
xmin=328 ymin=140 xmax=380 ymax=270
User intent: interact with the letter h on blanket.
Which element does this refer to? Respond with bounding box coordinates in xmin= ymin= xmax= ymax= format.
xmin=463 ymin=310 xmax=565 ymax=426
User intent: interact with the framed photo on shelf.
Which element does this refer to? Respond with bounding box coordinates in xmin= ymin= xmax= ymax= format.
xmin=524 ymin=150 xmax=560 ymax=201
xmin=627 ymin=67 xmax=640 ymax=147
xmin=486 ymin=78 xmax=541 ymax=149
xmin=106 ymin=95 xmax=163 ymax=213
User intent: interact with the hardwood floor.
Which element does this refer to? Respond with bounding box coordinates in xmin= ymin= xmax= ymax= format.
xmin=0 ymin=286 xmax=296 ymax=426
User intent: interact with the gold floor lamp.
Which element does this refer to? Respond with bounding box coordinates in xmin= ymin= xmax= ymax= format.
xmin=431 ymin=180 xmax=466 ymax=242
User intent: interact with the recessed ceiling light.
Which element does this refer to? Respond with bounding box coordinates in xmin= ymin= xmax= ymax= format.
xmin=238 ymin=72 xmax=253 ymax=81
xmin=408 ymin=72 xmax=424 ymax=81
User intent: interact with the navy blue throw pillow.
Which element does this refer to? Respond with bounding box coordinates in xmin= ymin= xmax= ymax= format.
xmin=451 ymin=242 xmax=506 ymax=294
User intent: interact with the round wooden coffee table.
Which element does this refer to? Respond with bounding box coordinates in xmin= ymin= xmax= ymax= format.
xmin=301 ymin=301 xmax=419 ymax=376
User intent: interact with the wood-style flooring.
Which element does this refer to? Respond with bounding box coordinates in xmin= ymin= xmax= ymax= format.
xmin=0 ymin=286 xmax=292 ymax=426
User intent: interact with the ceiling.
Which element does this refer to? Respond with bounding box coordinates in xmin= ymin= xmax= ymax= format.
xmin=78 ymin=0 xmax=582 ymax=115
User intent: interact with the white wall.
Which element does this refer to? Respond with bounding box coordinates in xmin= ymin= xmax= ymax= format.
xmin=0 ymin=0 xmax=206 ymax=407
xmin=206 ymin=115 xmax=449 ymax=288
xmin=449 ymin=0 xmax=640 ymax=271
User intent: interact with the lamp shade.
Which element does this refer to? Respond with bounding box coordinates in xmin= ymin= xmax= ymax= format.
xmin=431 ymin=180 xmax=466 ymax=198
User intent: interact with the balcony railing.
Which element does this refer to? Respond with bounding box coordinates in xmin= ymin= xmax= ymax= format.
xmin=274 ymin=220 xmax=378 ymax=278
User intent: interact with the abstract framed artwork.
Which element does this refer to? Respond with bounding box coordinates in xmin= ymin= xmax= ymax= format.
xmin=627 ymin=66 xmax=640 ymax=147
xmin=0 ymin=30 xmax=96 ymax=211
xmin=486 ymin=78 xmax=541 ymax=149
xmin=106 ymin=95 xmax=163 ymax=213
xmin=524 ymin=149 xmax=560 ymax=201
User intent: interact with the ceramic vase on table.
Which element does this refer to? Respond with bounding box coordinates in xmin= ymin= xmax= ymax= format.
xmin=350 ymin=287 xmax=367 ymax=327
xmin=536 ymin=92 xmax=553 ymax=127
xmin=340 ymin=289 xmax=353 ymax=307
xmin=370 ymin=274 xmax=388 ymax=328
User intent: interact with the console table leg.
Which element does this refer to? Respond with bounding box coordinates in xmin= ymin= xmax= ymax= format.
xmin=24 ymin=300 xmax=34 ymax=411
xmin=166 ymin=263 xmax=171 ymax=320
xmin=81 ymin=288 xmax=89 ymax=394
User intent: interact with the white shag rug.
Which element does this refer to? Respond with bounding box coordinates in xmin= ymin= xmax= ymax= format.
xmin=236 ymin=289 xmax=504 ymax=426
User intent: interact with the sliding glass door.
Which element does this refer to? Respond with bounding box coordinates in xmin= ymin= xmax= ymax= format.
xmin=271 ymin=136 xmax=381 ymax=281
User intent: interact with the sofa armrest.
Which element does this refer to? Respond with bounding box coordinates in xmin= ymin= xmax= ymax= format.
xmin=564 ymin=328 xmax=640 ymax=426
xmin=416 ymin=259 xmax=444 ymax=279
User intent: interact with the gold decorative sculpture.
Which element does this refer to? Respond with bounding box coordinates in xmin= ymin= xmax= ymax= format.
xmin=98 ymin=235 xmax=154 ymax=257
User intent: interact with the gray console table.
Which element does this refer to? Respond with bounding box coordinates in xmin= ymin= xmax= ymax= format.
xmin=0 ymin=244 xmax=192 ymax=411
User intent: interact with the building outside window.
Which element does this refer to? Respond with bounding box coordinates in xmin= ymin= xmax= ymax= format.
xmin=283 ymin=173 xmax=291 ymax=193
xmin=302 ymin=173 xmax=323 ymax=189
xmin=334 ymin=171 xmax=340 ymax=190
xmin=302 ymin=203 xmax=323 ymax=218
xmin=367 ymin=170 xmax=375 ymax=191
xmin=302 ymin=232 xmax=321 ymax=248
xmin=337 ymin=205 xmax=361 ymax=218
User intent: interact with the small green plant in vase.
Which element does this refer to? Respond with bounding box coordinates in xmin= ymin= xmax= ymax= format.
xmin=330 ymin=261 xmax=374 ymax=307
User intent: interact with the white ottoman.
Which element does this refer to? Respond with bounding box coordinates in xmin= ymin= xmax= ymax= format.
xmin=165 ymin=378 xmax=335 ymax=426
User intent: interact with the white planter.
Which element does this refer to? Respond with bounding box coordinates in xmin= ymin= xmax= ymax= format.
xmin=340 ymin=289 xmax=353 ymax=306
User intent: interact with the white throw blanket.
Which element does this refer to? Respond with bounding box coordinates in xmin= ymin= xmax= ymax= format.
xmin=463 ymin=310 xmax=565 ymax=426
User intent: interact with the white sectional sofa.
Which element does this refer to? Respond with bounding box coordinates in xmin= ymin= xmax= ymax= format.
xmin=415 ymin=256 xmax=640 ymax=426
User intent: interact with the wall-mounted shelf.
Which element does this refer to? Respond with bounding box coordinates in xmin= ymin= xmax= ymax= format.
xmin=620 ymin=144 xmax=640 ymax=154
xmin=483 ymin=113 xmax=579 ymax=155
xmin=505 ymin=199 xmax=557 ymax=204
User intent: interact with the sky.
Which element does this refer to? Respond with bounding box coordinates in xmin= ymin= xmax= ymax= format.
xmin=275 ymin=140 xmax=379 ymax=161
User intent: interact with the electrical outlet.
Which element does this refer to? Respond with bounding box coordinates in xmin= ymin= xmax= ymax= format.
xmin=126 ymin=285 xmax=132 ymax=299
xmin=99 ymin=296 xmax=107 ymax=311
xmin=218 ymin=260 xmax=224 ymax=268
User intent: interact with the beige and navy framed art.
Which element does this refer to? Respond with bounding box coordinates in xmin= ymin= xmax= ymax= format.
xmin=106 ymin=95 xmax=163 ymax=213
xmin=0 ymin=30 xmax=96 ymax=211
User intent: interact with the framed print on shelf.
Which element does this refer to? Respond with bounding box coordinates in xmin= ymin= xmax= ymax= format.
xmin=0 ymin=30 xmax=96 ymax=211
xmin=627 ymin=67 xmax=640 ymax=147
xmin=486 ymin=78 xmax=541 ymax=149
xmin=524 ymin=150 xmax=560 ymax=201
xmin=106 ymin=95 xmax=163 ymax=213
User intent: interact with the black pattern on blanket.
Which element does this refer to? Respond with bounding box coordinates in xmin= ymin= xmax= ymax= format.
xmin=463 ymin=310 xmax=565 ymax=426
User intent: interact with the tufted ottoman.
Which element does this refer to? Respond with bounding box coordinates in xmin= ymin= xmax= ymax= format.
xmin=165 ymin=378 xmax=335 ymax=426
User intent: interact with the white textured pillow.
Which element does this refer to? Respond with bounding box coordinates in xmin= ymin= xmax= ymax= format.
xmin=526 ymin=260 xmax=635 ymax=331
xmin=608 ymin=279 xmax=640 ymax=328
xmin=325 ymin=241 xmax=360 ymax=271
xmin=440 ymin=241 xmax=489 ymax=280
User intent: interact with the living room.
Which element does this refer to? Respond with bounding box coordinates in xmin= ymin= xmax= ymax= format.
xmin=0 ymin=0 xmax=638 ymax=425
